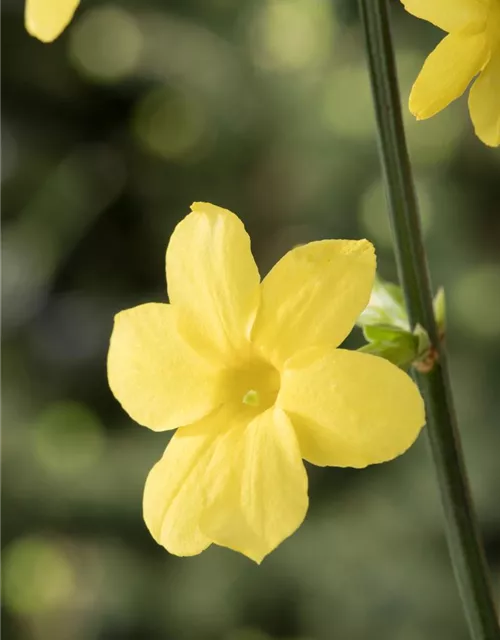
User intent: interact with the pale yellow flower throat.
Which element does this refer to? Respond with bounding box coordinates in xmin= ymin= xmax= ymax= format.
xmin=228 ymin=356 xmax=281 ymax=413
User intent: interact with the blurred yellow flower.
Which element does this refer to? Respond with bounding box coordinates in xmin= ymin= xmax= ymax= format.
xmin=402 ymin=0 xmax=500 ymax=146
xmin=25 ymin=0 xmax=79 ymax=42
xmin=108 ymin=202 xmax=425 ymax=563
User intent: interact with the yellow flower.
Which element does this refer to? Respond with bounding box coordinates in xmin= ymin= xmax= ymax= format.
xmin=402 ymin=0 xmax=500 ymax=146
xmin=108 ymin=203 xmax=425 ymax=563
xmin=25 ymin=0 xmax=80 ymax=42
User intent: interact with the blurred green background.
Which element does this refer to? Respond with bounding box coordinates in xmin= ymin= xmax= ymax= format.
xmin=2 ymin=1 xmax=500 ymax=639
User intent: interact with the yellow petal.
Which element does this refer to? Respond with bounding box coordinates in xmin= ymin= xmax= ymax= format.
xmin=252 ymin=240 xmax=375 ymax=367
xmin=469 ymin=52 xmax=500 ymax=147
xmin=166 ymin=203 xmax=260 ymax=363
xmin=401 ymin=0 xmax=487 ymax=33
xmin=143 ymin=417 xmax=224 ymax=557
xmin=108 ymin=303 xmax=222 ymax=431
xmin=25 ymin=0 xmax=80 ymax=42
xmin=409 ymin=32 xmax=489 ymax=120
xmin=201 ymin=408 xmax=308 ymax=563
xmin=278 ymin=348 xmax=425 ymax=468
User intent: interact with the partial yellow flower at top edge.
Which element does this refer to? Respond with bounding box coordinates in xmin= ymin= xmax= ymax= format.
xmin=107 ymin=202 xmax=426 ymax=563
xmin=25 ymin=0 xmax=80 ymax=42
xmin=402 ymin=0 xmax=500 ymax=147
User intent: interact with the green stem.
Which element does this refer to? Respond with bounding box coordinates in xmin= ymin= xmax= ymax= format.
xmin=358 ymin=1 xmax=499 ymax=638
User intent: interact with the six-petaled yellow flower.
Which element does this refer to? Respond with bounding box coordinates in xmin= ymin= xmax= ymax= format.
xmin=25 ymin=0 xmax=80 ymax=42
xmin=402 ymin=0 xmax=500 ymax=146
xmin=108 ymin=203 xmax=425 ymax=563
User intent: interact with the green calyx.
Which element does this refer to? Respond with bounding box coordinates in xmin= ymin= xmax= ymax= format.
xmin=357 ymin=277 xmax=445 ymax=370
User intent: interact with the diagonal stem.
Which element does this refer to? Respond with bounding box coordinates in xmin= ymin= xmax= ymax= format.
xmin=357 ymin=1 xmax=500 ymax=638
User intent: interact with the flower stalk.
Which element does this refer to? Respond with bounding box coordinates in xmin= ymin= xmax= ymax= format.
xmin=358 ymin=1 xmax=500 ymax=639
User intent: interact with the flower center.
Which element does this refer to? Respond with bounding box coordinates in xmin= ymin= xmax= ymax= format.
xmin=227 ymin=356 xmax=281 ymax=413
xmin=242 ymin=389 xmax=261 ymax=406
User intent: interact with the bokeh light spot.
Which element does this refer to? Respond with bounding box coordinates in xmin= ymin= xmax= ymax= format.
xmin=322 ymin=65 xmax=374 ymax=140
xmin=453 ymin=266 xmax=500 ymax=339
xmin=33 ymin=401 xmax=105 ymax=476
xmin=3 ymin=537 xmax=75 ymax=614
xmin=69 ymin=5 xmax=143 ymax=83
xmin=249 ymin=0 xmax=334 ymax=72
xmin=133 ymin=87 xmax=209 ymax=160
xmin=359 ymin=178 xmax=433 ymax=246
